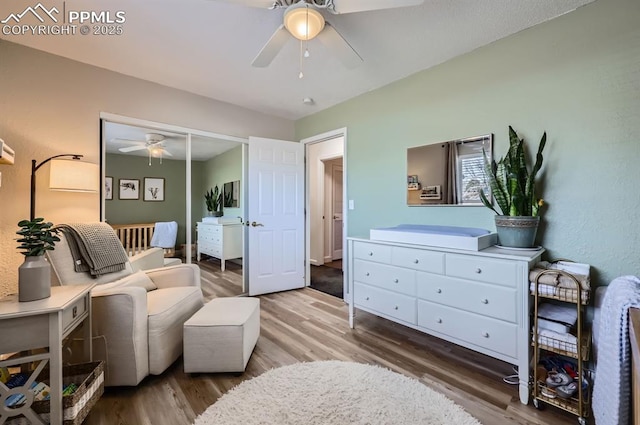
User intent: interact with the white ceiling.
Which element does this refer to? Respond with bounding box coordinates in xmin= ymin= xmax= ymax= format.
xmin=0 ymin=0 xmax=594 ymax=120
xmin=104 ymin=122 xmax=241 ymax=161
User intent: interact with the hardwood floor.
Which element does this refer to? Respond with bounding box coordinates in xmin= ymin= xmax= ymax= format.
xmin=83 ymin=264 xmax=581 ymax=425
xmin=324 ymin=259 xmax=343 ymax=270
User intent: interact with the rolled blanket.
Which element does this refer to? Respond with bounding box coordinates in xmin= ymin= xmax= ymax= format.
xmin=532 ymin=262 xmax=591 ymax=290
xmin=529 ymin=268 xmax=559 ymax=285
xmin=56 ymin=223 xmax=129 ymax=276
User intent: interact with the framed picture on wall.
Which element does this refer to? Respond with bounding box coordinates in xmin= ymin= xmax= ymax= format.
xmin=105 ymin=176 xmax=113 ymax=200
xmin=119 ymin=178 xmax=140 ymax=200
xmin=144 ymin=177 xmax=165 ymax=202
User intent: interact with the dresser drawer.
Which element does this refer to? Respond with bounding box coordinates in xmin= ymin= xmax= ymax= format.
xmin=62 ymin=294 xmax=89 ymax=334
xmin=391 ymin=247 xmax=444 ymax=274
xmin=201 ymin=244 xmax=222 ymax=257
xmin=354 ymin=283 xmax=416 ymax=324
xmin=417 ymin=300 xmax=517 ymax=358
xmin=445 ymin=254 xmax=518 ymax=287
xmin=353 ymin=241 xmax=392 ymax=263
xmin=416 ymin=273 xmax=517 ymax=323
xmin=201 ymin=224 xmax=221 ymax=234
xmin=353 ymin=259 xmax=415 ymax=296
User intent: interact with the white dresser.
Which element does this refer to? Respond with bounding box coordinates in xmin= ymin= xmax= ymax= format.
xmin=197 ymin=222 xmax=243 ymax=271
xmin=347 ymin=237 xmax=544 ymax=404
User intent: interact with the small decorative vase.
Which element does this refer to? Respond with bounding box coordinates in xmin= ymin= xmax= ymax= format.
xmin=213 ymin=211 xmax=223 ymax=217
xmin=494 ymin=216 xmax=540 ymax=248
xmin=18 ymin=256 xmax=51 ymax=302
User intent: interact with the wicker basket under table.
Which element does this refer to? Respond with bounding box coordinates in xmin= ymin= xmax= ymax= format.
xmin=7 ymin=361 xmax=104 ymax=425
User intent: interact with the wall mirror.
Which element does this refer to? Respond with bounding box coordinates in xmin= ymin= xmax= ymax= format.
xmin=407 ymin=134 xmax=492 ymax=206
xmin=223 ymin=180 xmax=240 ymax=208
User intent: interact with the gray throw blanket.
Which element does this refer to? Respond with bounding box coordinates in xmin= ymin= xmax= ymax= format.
xmin=56 ymin=223 xmax=129 ymax=276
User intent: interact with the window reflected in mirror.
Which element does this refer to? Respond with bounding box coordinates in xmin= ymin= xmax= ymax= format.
xmin=223 ymin=180 xmax=240 ymax=208
xmin=407 ymin=134 xmax=492 ymax=206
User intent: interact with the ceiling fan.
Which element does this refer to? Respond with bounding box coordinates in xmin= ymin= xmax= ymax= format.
xmin=214 ymin=0 xmax=424 ymax=69
xmin=114 ymin=133 xmax=174 ymax=165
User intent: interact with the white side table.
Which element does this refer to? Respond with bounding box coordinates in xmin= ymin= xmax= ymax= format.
xmin=0 ymin=284 xmax=94 ymax=425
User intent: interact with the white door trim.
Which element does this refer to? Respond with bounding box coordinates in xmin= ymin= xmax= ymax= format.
xmin=301 ymin=128 xmax=348 ymax=300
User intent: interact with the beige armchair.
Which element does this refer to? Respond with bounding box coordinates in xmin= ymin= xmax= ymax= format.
xmin=47 ymin=231 xmax=204 ymax=386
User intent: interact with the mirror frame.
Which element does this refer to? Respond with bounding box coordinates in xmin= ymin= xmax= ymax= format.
xmin=407 ymin=134 xmax=493 ymax=206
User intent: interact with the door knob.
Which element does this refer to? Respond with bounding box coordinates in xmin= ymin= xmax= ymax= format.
xmin=251 ymin=221 xmax=264 ymax=227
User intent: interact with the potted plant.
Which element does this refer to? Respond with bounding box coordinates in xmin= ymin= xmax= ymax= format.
xmin=16 ymin=218 xmax=60 ymax=302
xmin=205 ymin=186 xmax=223 ymax=217
xmin=480 ymin=126 xmax=547 ymax=248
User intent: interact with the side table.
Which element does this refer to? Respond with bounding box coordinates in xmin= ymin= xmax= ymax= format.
xmin=0 ymin=284 xmax=95 ymax=425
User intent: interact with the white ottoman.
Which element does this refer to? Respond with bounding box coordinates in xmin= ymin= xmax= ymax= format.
xmin=183 ymin=297 xmax=260 ymax=373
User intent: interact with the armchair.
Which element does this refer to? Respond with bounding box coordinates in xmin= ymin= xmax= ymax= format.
xmin=47 ymin=229 xmax=204 ymax=386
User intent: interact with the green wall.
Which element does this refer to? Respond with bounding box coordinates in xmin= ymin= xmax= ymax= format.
xmin=295 ymin=0 xmax=640 ymax=287
xmin=202 ymin=146 xmax=243 ymax=219
xmin=106 ymin=153 xmax=204 ymax=245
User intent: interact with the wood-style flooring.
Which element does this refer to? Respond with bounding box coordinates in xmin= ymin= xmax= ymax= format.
xmin=83 ymin=259 xmax=580 ymax=425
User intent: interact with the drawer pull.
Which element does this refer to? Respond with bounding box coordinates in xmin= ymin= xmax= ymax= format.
xmin=72 ymin=306 xmax=78 ymax=319
xmin=436 ymin=288 xmax=442 ymax=294
xmin=365 ymin=296 xmax=370 ymax=301
xmin=413 ymin=259 xmax=419 ymax=264
xmin=365 ymin=272 xmax=370 ymax=276
xmin=368 ymin=252 xmax=374 ymax=256
xmin=437 ymin=318 xmax=442 ymax=323
xmin=394 ymin=306 xmax=399 ymax=310
xmin=475 ymin=268 xmax=482 ymax=274
xmin=482 ymin=332 xmax=489 ymax=338
xmin=481 ymin=298 xmax=489 ymax=304
xmin=393 ymin=278 xmax=399 ymax=283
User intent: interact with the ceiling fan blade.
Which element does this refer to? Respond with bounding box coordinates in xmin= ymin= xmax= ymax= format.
xmin=252 ymin=25 xmax=290 ymax=67
xmin=207 ymin=0 xmax=276 ymax=8
xmin=118 ymin=145 xmax=147 ymax=153
xmin=330 ymin=0 xmax=423 ymax=14
xmin=162 ymin=149 xmax=174 ymax=157
xmin=111 ymin=137 xmax=141 ymax=143
xmin=316 ymin=23 xmax=363 ymax=69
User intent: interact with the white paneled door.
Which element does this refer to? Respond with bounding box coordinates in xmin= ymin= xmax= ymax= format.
xmin=248 ymin=137 xmax=305 ymax=296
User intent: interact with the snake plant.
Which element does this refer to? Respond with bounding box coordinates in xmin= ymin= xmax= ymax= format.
xmin=205 ymin=186 xmax=222 ymax=213
xmin=480 ymin=126 xmax=546 ymax=217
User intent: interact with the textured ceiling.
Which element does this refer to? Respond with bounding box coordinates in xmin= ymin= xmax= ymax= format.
xmin=104 ymin=122 xmax=240 ymax=161
xmin=0 ymin=0 xmax=595 ymax=120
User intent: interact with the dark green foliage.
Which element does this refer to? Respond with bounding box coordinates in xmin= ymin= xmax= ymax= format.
xmin=480 ymin=126 xmax=547 ymax=217
xmin=16 ymin=218 xmax=60 ymax=256
xmin=205 ymin=186 xmax=223 ymax=212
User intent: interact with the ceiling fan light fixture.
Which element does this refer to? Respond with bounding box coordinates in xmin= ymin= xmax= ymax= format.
xmin=284 ymin=3 xmax=325 ymax=41
xmin=149 ymin=146 xmax=163 ymax=157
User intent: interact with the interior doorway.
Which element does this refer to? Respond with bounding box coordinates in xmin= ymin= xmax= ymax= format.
xmin=303 ymin=130 xmax=346 ymax=299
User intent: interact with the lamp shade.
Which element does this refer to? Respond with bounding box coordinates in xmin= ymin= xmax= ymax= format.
xmin=284 ymin=4 xmax=325 ymax=41
xmin=49 ymin=159 xmax=99 ymax=192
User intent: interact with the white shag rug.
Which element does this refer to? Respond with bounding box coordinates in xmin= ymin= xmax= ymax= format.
xmin=193 ymin=360 xmax=482 ymax=425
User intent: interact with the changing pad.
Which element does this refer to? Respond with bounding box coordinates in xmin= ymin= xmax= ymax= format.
xmin=370 ymin=224 xmax=497 ymax=251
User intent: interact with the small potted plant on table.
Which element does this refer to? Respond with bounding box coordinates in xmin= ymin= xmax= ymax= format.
xmin=16 ymin=218 xmax=60 ymax=301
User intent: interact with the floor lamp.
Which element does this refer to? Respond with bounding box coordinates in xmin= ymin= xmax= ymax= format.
xmin=31 ymin=154 xmax=99 ymax=220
